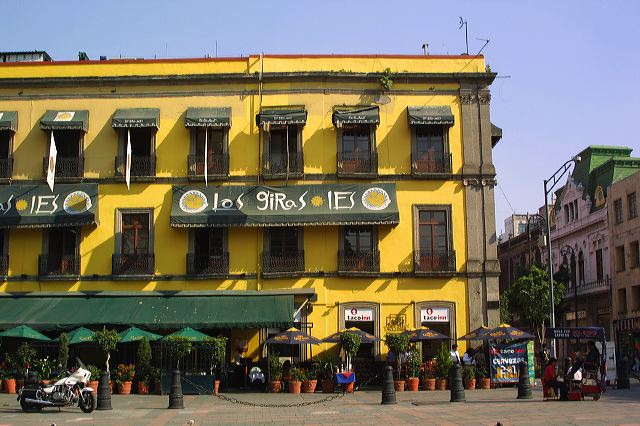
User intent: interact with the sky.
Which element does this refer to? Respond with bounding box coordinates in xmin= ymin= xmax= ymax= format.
xmin=3 ymin=0 xmax=640 ymax=234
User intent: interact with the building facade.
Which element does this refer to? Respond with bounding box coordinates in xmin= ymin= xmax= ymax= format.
xmin=0 ymin=55 xmax=500 ymax=370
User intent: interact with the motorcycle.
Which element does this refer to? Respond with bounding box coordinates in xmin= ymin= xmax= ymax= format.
xmin=17 ymin=358 xmax=96 ymax=413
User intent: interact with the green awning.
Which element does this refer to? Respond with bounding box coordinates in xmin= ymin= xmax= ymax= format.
xmin=0 ymin=111 xmax=18 ymax=132
xmin=40 ymin=110 xmax=89 ymax=132
xmin=0 ymin=325 xmax=51 ymax=341
xmin=112 ymin=108 xmax=160 ymax=129
xmin=118 ymin=326 xmax=162 ymax=343
xmin=161 ymin=327 xmax=211 ymax=342
xmin=256 ymin=107 xmax=307 ymax=126
xmin=0 ymin=184 xmax=98 ymax=228
xmin=332 ymin=106 xmax=379 ymax=127
xmin=170 ymin=183 xmax=399 ymax=227
xmin=0 ymin=295 xmax=294 ymax=330
xmin=185 ymin=107 xmax=231 ymax=128
xmin=407 ymin=106 xmax=454 ymax=126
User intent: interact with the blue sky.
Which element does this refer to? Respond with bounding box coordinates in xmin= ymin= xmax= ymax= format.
xmin=3 ymin=0 xmax=640 ymax=233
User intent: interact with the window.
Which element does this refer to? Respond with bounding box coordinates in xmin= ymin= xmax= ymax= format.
xmin=339 ymin=225 xmax=379 ymax=273
xmin=414 ymin=206 xmax=454 ymax=272
xmin=596 ymin=248 xmax=604 ymax=281
xmin=618 ymin=288 xmax=627 ymax=314
xmin=116 ymin=128 xmax=156 ymax=178
xmin=338 ymin=125 xmax=377 ymax=176
xmin=564 ymin=205 xmax=569 ymax=224
xmin=616 ymin=245 xmax=626 ymax=272
xmin=188 ymin=128 xmax=228 ymax=178
xmin=114 ymin=210 xmax=154 ymax=276
xmin=0 ymin=130 xmax=13 ymax=178
xmin=0 ymin=229 xmax=7 ymax=275
xmin=577 ymin=251 xmax=585 ymax=284
xmin=412 ymin=125 xmax=450 ymax=174
xmin=614 ymin=199 xmax=623 ymax=224
xmin=187 ymin=228 xmax=228 ymax=276
xmin=569 ymin=202 xmax=574 ymax=222
xmin=46 ymin=130 xmax=83 ymax=178
xmin=263 ymin=227 xmax=304 ymax=274
xmin=631 ymin=241 xmax=640 ymax=269
xmin=633 ymin=286 xmax=640 ymax=312
xmin=263 ymin=125 xmax=303 ymax=177
xmin=629 ymin=192 xmax=638 ymax=219
xmin=517 ymin=222 xmax=527 ymax=235
xmin=40 ymin=227 xmax=80 ymax=277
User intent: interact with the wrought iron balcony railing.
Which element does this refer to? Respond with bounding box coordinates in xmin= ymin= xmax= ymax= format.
xmin=187 ymin=154 xmax=229 ymax=179
xmin=337 ymin=151 xmax=378 ymax=176
xmin=0 ymin=157 xmax=13 ymax=179
xmin=413 ymin=250 xmax=456 ymax=273
xmin=42 ymin=156 xmax=84 ymax=178
xmin=262 ymin=250 xmax=305 ymax=275
xmin=186 ymin=253 xmax=229 ymax=277
xmin=338 ymin=249 xmax=380 ymax=274
xmin=115 ymin=155 xmax=156 ymax=178
xmin=38 ymin=254 xmax=80 ymax=277
xmin=112 ymin=254 xmax=155 ymax=276
xmin=0 ymin=255 xmax=8 ymax=276
xmin=411 ymin=153 xmax=452 ymax=175
xmin=262 ymin=152 xmax=304 ymax=177
xmin=564 ymin=278 xmax=610 ymax=298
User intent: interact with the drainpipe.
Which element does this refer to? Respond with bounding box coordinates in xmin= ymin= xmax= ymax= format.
xmin=476 ymin=84 xmax=489 ymax=326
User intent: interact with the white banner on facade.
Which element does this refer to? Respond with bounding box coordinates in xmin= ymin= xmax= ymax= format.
xmin=345 ymin=307 xmax=374 ymax=322
xmin=46 ymin=133 xmax=57 ymax=192
xmin=204 ymin=129 xmax=208 ymax=187
xmin=125 ymin=130 xmax=132 ymax=191
xmin=421 ymin=307 xmax=450 ymax=323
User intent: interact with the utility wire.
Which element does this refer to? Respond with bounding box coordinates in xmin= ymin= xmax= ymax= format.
xmin=497 ymin=180 xmax=517 ymax=214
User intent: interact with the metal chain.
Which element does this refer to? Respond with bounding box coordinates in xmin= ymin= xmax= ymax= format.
xmin=181 ymin=376 xmax=346 ymax=408
xmin=354 ymin=372 xmax=382 ymax=391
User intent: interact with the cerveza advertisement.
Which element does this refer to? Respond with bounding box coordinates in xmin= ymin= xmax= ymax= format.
xmin=489 ymin=342 xmax=529 ymax=383
xmin=170 ymin=183 xmax=399 ymax=227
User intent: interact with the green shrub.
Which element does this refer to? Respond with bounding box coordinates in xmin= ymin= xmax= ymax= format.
xmin=463 ymin=365 xmax=476 ymax=381
xmin=137 ymin=337 xmax=152 ymax=383
xmin=385 ymin=333 xmax=409 ymax=378
xmin=114 ymin=363 xmax=135 ymax=384
xmin=406 ymin=347 xmax=421 ymax=378
xmin=203 ymin=336 xmax=227 ymax=375
xmin=86 ymin=364 xmax=101 ymax=381
xmin=268 ymin=352 xmax=282 ymax=380
xmin=95 ymin=327 xmax=119 ymax=373
xmin=434 ymin=343 xmax=453 ymax=379
xmin=165 ymin=335 xmax=192 ymax=370
xmin=288 ymin=367 xmax=305 ymax=382
xmin=58 ymin=333 xmax=69 ymax=375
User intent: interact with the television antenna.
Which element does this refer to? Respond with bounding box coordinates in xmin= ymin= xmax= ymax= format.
xmin=458 ymin=17 xmax=469 ymax=55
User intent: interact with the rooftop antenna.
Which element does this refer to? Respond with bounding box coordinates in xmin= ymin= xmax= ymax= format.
xmin=458 ymin=16 xmax=469 ymax=55
xmin=421 ymin=43 xmax=429 ymax=55
xmin=215 ymin=40 xmax=218 ymax=58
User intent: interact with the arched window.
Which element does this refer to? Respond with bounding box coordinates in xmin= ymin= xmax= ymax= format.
xmin=578 ymin=251 xmax=585 ymax=284
xmin=570 ymin=253 xmax=577 ymax=288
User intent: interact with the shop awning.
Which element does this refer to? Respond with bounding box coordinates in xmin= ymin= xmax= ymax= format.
xmin=112 ymin=108 xmax=160 ymax=129
xmin=407 ymin=106 xmax=454 ymax=126
xmin=0 ymin=111 xmax=18 ymax=132
xmin=185 ymin=107 xmax=231 ymax=128
xmin=0 ymin=295 xmax=294 ymax=330
xmin=332 ymin=106 xmax=380 ymax=127
xmin=40 ymin=110 xmax=89 ymax=132
xmin=170 ymin=183 xmax=399 ymax=227
xmin=0 ymin=183 xmax=98 ymax=228
xmin=256 ymin=107 xmax=307 ymax=126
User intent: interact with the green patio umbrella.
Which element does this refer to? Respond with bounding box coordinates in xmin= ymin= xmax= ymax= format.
xmin=53 ymin=327 xmax=96 ymax=345
xmin=0 ymin=325 xmax=51 ymax=341
xmin=118 ymin=326 xmax=162 ymax=343
xmin=161 ymin=327 xmax=211 ymax=342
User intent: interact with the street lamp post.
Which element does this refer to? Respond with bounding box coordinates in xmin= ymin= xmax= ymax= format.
xmin=543 ymin=156 xmax=580 ymax=357
xmin=526 ymin=214 xmax=545 ymax=266
xmin=560 ymin=244 xmax=577 ymax=327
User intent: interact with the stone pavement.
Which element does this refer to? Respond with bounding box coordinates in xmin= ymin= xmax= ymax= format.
xmin=0 ymin=384 xmax=639 ymax=426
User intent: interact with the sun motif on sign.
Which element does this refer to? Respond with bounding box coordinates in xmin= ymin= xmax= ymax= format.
xmin=311 ymin=195 xmax=324 ymax=207
xmin=15 ymin=199 xmax=28 ymax=211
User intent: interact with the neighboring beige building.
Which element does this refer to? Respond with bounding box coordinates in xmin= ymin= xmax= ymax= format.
xmin=610 ymin=170 xmax=640 ymax=366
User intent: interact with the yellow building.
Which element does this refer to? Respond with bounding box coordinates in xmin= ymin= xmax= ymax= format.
xmin=0 ymin=54 xmax=501 ymax=375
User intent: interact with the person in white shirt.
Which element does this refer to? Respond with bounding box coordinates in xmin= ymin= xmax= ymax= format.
xmin=450 ymin=344 xmax=461 ymax=364
xmin=462 ymin=348 xmax=476 ymax=366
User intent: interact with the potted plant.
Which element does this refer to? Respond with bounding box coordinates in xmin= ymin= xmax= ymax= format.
xmin=463 ymin=365 xmax=476 ymax=390
xmin=2 ymin=353 xmax=16 ymax=394
xmin=384 ymin=333 xmax=409 ymax=391
xmin=420 ymin=362 xmax=436 ymax=391
xmin=15 ymin=342 xmax=37 ymax=388
xmin=268 ymin=352 xmax=282 ymax=393
xmin=114 ymin=363 xmax=135 ymax=394
xmin=476 ymin=365 xmax=491 ymax=389
xmin=288 ymin=367 xmax=304 ymax=394
xmin=406 ymin=347 xmax=421 ymax=391
xmin=340 ymin=332 xmax=361 ymax=393
xmin=203 ymin=336 xmax=227 ymax=395
xmin=302 ymin=362 xmax=319 ymax=393
xmin=319 ymin=356 xmax=336 ymax=393
xmin=87 ymin=364 xmax=100 ymax=393
xmin=33 ymin=356 xmax=55 ymax=385
xmin=149 ymin=367 xmax=162 ymax=395
xmin=434 ymin=343 xmax=452 ymax=390
xmin=95 ymin=327 xmax=120 ymax=392
xmin=136 ymin=337 xmax=152 ymax=394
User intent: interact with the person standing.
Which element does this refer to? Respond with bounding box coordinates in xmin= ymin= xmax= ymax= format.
xmin=450 ymin=344 xmax=461 ymax=364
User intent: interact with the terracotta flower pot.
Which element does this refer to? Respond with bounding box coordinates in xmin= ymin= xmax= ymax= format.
xmin=288 ymin=380 xmax=302 ymax=394
xmin=154 ymin=381 xmax=162 ymax=395
xmin=88 ymin=381 xmax=99 ymax=394
xmin=4 ymin=378 xmax=16 ymax=394
xmin=118 ymin=381 xmax=132 ymax=395
xmin=137 ymin=381 xmax=149 ymax=395
xmin=214 ymin=379 xmax=221 ymax=395
xmin=40 ymin=380 xmax=51 ymax=386
xmin=302 ymin=380 xmax=317 ymax=393
xmin=436 ymin=378 xmax=448 ymax=390
xmin=480 ymin=378 xmax=491 ymax=389
xmin=321 ymin=379 xmax=335 ymax=393
xmin=406 ymin=377 xmax=420 ymax=391
xmin=422 ymin=378 xmax=436 ymax=391
xmin=0 ymin=379 xmax=2 ymax=392
xmin=394 ymin=380 xmax=405 ymax=391
xmin=345 ymin=382 xmax=355 ymax=393
xmin=464 ymin=378 xmax=476 ymax=390
xmin=109 ymin=380 xmax=115 ymax=394
xmin=268 ymin=380 xmax=282 ymax=393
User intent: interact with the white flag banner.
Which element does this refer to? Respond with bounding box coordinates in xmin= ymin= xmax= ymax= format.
xmin=46 ymin=132 xmax=57 ymax=192
xmin=125 ymin=130 xmax=132 ymax=191
xmin=204 ymin=129 xmax=208 ymax=187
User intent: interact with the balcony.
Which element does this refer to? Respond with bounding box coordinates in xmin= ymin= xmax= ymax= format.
xmin=262 ymin=152 xmax=304 ymax=178
xmin=337 ymin=151 xmax=378 ymax=177
xmin=411 ymin=153 xmax=452 ymax=177
xmin=38 ymin=254 xmax=80 ymax=279
xmin=564 ymin=278 xmax=611 ymax=298
xmin=0 ymin=157 xmax=12 ymax=179
xmin=414 ymin=250 xmax=456 ymax=275
xmin=338 ymin=249 xmax=380 ymax=275
xmin=186 ymin=253 xmax=229 ymax=278
xmin=42 ymin=156 xmax=83 ymax=179
xmin=187 ymin=154 xmax=229 ymax=180
xmin=112 ymin=254 xmax=155 ymax=277
xmin=0 ymin=255 xmax=7 ymax=276
xmin=115 ymin=155 xmax=156 ymax=180
xmin=262 ymin=250 xmax=305 ymax=277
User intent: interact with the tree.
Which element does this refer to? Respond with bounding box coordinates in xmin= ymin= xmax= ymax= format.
xmin=384 ymin=333 xmax=409 ymax=379
xmin=203 ymin=336 xmax=227 ymax=376
xmin=58 ymin=332 xmax=69 ymax=376
xmin=166 ymin=336 xmax=192 ymax=370
xmin=137 ymin=337 xmax=152 ymax=383
xmin=506 ymin=265 xmax=565 ymax=344
xmin=339 ymin=332 xmax=361 ymax=372
xmin=95 ymin=327 xmax=119 ymax=373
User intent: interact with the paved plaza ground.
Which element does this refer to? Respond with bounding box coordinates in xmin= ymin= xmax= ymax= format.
xmin=0 ymin=383 xmax=639 ymax=426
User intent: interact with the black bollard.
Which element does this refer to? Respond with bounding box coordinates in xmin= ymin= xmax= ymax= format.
xmin=617 ymin=358 xmax=630 ymax=390
xmin=381 ymin=366 xmax=397 ymax=405
xmin=96 ymin=371 xmax=112 ymax=410
xmin=517 ymin=361 xmax=533 ymax=399
xmin=449 ymin=363 xmax=465 ymax=402
xmin=168 ymin=369 xmax=184 ymax=409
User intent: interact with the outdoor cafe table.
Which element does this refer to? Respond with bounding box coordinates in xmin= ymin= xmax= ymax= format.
xmin=335 ymin=372 xmax=356 ymax=384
